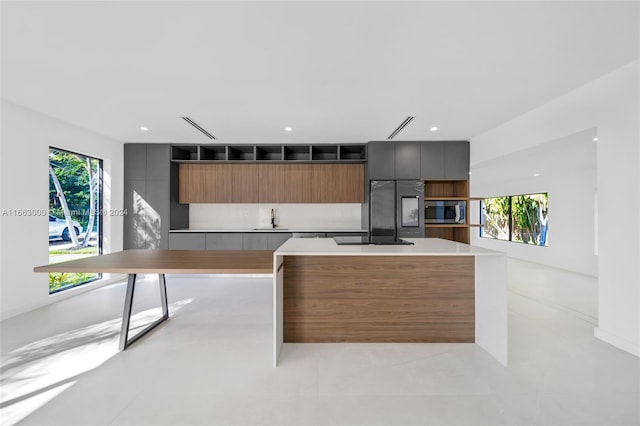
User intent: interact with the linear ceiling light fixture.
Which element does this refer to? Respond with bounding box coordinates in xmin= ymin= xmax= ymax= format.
xmin=181 ymin=116 xmax=216 ymax=140
xmin=387 ymin=116 xmax=415 ymax=139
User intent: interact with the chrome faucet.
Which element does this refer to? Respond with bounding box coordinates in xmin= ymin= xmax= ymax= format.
xmin=271 ymin=208 xmax=276 ymax=228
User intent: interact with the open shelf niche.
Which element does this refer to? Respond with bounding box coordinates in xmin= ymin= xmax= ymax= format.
xmin=423 ymin=179 xmax=470 ymax=244
xmin=255 ymin=145 xmax=283 ymax=161
xmin=171 ymin=145 xmax=199 ymax=161
xmin=170 ymin=143 xmax=366 ymax=163
xmin=227 ymin=145 xmax=255 ymax=161
xmin=284 ymin=145 xmax=311 ymax=161
xmin=339 ymin=144 xmax=367 ymax=161
xmin=199 ymin=145 xmax=226 ymax=161
xmin=311 ymin=145 xmax=338 ymax=161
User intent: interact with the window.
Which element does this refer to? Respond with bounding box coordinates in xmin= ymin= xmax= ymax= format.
xmin=480 ymin=193 xmax=548 ymax=246
xmin=48 ymin=148 xmax=103 ymax=293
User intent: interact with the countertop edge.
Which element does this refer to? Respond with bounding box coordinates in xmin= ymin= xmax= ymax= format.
xmin=273 ymin=251 xmax=505 ymax=256
xmin=273 ymin=238 xmax=506 ymax=256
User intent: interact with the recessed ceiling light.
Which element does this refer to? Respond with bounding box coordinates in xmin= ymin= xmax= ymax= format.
xmin=468 ymin=171 xmax=473 ymax=175
xmin=430 ymin=126 xmax=439 ymax=132
xmin=593 ymin=137 xmax=599 ymax=141
xmin=533 ymin=173 xmax=540 ymax=177
xmin=285 ymin=127 xmax=292 ymax=132
xmin=140 ymin=126 xmax=149 ymax=132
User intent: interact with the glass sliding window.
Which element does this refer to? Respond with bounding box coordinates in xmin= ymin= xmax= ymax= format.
xmin=511 ymin=193 xmax=548 ymax=246
xmin=480 ymin=193 xmax=548 ymax=246
xmin=48 ymin=148 xmax=103 ymax=293
xmin=480 ymin=196 xmax=511 ymax=241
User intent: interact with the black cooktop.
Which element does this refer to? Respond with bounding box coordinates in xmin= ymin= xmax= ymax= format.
xmin=333 ymin=236 xmax=414 ymax=246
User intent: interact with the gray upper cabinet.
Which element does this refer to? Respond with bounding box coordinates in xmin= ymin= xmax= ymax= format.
xmin=369 ymin=141 xmax=468 ymax=181
xmin=146 ymin=144 xmax=170 ymax=180
xmin=394 ymin=142 xmax=421 ymax=179
xmin=124 ymin=144 xmax=146 ymax=181
xmin=367 ymin=142 xmax=395 ymax=180
xmin=420 ymin=143 xmax=446 ymax=180
xmin=444 ymin=141 xmax=470 ymax=180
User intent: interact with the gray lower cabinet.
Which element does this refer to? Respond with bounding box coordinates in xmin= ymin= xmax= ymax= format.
xmin=242 ymin=233 xmax=269 ymax=250
xmin=168 ymin=233 xmax=206 ymax=250
xmin=325 ymin=232 xmax=368 ymax=237
xmin=267 ymin=233 xmax=292 ymax=249
xmin=206 ymin=233 xmax=243 ymax=250
xmin=165 ymin=231 xmax=368 ymax=250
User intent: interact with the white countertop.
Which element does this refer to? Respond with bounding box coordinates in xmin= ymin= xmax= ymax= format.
xmin=274 ymin=237 xmax=505 ymax=256
xmin=169 ymin=228 xmax=367 ymax=233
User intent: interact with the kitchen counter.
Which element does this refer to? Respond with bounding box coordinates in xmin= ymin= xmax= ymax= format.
xmin=272 ymin=237 xmax=507 ymax=368
xmin=275 ymin=237 xmax=502 ymax=256
xmin=169 ymin=228 xmax=367 ymax=233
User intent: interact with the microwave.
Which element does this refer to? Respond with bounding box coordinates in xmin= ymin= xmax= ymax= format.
xmin=425 ymin=200 xmax=466 ymax=224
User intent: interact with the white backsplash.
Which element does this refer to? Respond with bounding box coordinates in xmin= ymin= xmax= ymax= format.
xmin=189 ymin=204 xmax=363 ymax=230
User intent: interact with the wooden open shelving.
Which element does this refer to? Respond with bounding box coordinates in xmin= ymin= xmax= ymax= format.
xmin=424 ymin=180 xmax=468 ymax=198
xmin=423 ymin=180 xmax=470 ymax=244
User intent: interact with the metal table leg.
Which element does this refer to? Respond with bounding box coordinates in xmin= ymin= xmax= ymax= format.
xmin=119 ymin=273 xmax=170 ymax=350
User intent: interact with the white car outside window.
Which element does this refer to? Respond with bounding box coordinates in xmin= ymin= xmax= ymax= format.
xmin=49 ymin=215 xmax=83 ymax=241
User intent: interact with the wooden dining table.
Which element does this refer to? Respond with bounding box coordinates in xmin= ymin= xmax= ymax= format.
xmin=34 ymin=249 xmax=274 ymax=350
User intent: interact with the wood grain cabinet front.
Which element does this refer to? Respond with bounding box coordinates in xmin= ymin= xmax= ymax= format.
xmin=179 ymin=163 xmax=363 ymax=204
xmin=311 ymin=164 xmax=364 ymax=203
xmin=259 ymin=164 xmax=312 ymax=203
xmin=179 ymin=164 xmax=232 ymax=203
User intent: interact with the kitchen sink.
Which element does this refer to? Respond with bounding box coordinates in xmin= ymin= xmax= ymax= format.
xmin=252 ymin=228 xmax=288 ymax=231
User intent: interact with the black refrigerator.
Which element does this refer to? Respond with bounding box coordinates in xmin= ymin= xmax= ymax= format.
xmin=370 ymin=180 xmax=425 ymax=239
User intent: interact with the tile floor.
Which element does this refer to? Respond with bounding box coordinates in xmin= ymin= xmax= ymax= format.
xmin=1 ymin=259 xmax=638 ymax=425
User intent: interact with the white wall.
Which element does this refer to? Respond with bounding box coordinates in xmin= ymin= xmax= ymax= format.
xmin=0 ymin=100 xmax=124 ymax=320
xmin=471 ymin=168 xmax=597 ymax=277
xmin=470 ymin=61 xmax=639 ymax=356
xmin=189 ymin=203 xmax=362 ymax=230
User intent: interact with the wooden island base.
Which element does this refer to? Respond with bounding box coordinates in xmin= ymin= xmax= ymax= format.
xmin=283 ymin=255 xmax=475 ymax=343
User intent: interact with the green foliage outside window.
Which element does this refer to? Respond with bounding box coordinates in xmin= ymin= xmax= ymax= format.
xmin=481 ymin=193 xmax=548 ymax=246
xmin=49 ymin=149 xmax=98 ymax=229
xmin=481 ymin=196 xmax=510 ymax=241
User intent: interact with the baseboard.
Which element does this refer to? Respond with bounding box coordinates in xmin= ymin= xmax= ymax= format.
xmin=594 ymin=327 xmax=640 ymax=357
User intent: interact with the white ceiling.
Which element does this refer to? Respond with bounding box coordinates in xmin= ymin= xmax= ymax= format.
xmin=1 ymin=1 xmax=638 ymax=145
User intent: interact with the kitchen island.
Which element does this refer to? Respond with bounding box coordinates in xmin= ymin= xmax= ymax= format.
xmin=273 ymin=238 xmax=507 ymax=367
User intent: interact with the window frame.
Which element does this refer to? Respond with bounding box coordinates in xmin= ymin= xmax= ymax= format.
xmin=48 ymin=146 xmax=104 ymax=293
xmin=480 ymin=192 xmax=548 ymax=247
